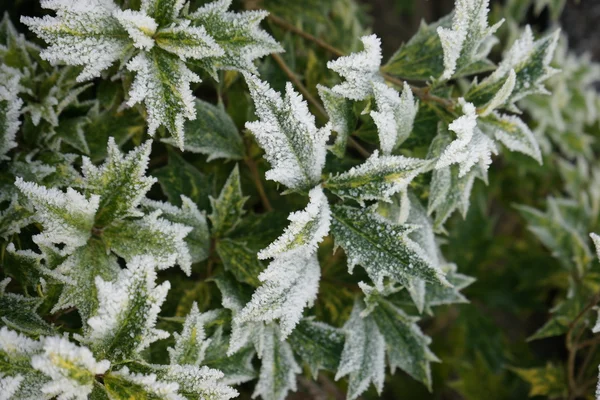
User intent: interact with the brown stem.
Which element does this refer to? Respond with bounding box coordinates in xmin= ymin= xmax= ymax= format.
xmin=244 ymin=154 xmax=273 ymax=212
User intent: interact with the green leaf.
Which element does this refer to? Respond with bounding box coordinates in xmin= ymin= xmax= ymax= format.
xmin=479 ymin=113 xmax=542 ymax=163
xmin=154 ymin=148 xmax=210 ymax=210
xmin=142 ymin=195 xmax=210 ymax=264
xmin=318 ymin=85 xmax=356 ymax=158
xmin=209 ymin=164 xmax=248 ymax=237
xmin=368 ymin=296 xmax=439 ymax=390
xmin=528 ymin=294 xmax=587 ymax=341
xmin=331 ymin=204 xmax=447 ymax=288
xmin=216 ymin=238 xmax=265 ymax=287
xmin=86 ymin=256 xmax=170 ymax=362
xmin=288 ymin=318 xmax=344 ymax=379
xmin=325 ymin=151 xmax=429 ymax=205
xmin=0 ymin=279 xmax=55 ymax=336
xmin=168 ymin=302 xmax=210 ymax=366
xmin=82 ymin=138 xmax=156 ymax=227
xmin=141 ymin=0 xmax=184 ymax=27
xmin=511 ymin=363 xmax=567 ymax=398
xmin=166 ymin=99 xmax=244 ymax=161
xmin=0 ymin=195 xmax=34 ymax=240
xmin=203 ymin=326 xmax=256 ymax=385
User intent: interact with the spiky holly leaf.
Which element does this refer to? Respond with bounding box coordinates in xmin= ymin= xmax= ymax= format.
xmin=0 ymin=66 xmax=22 ymax=160
xmin=511 ymin=364 xmax=568 ymax=399
xmin=0 ymin=195 xmax=34 ymax=240
xmin=103 ymin=367 xmax=183 ymax=400
xmin=20 ymin=0 xmax=130 ymax=82
xmin=288 ymin=318 xmax=344 ymax=379
xmin=143 ymin=196 xmax=210 ymax=264
xmin=103 ymin=210 xmax=193 ymax=275
xmin=86 ymin=256 xmax=170 ymax=362
xmin=0 ymin=278 xmax=55 ymax=336
xmin=82 ymin=138 xmax=155 ymax=227
xmin=331 ymin=204 xmax=446 ymax=288
xmin=434 ymin=100 xmax=497 ymax=177
xmin=245 ymin=74 xmax=330 ymax=191
xmin=203 ymin=326 xmax=256 ymax=385
xmin=253 ymin=324 xmax=301 ymax=400
xmin=436 ymin=0 xmax=503 ymax=81
xmin=158 ymin=364 xmax=238 ymax=400
xmin=51 ymin=238 xmax=120 ymax=329
xmin=317 ymin=85 xmax=356 ymax=158
xmin=371 ymin=82 xmax=418 ymax=154
xmin=235 ymin=251 xmax=321 ymax=338
xmin=0 ymin=327 xmax=47 ymax=399
xmin=166 ymin=99 xmax=244 ymax=161
xmin=480 ymin=112 xmax=542 ymax=163
xmin=365 ymin=293 xmax=439 ymax=390
xmin=216 ymin=239 xmax=265 ymax=287
xmin=335 ymin=300 xmax=385 ymax=400
xmin=188 ymin=0 xmax=282 ymax=77
xmin=325 ymin=151 xmax=429 ymax=205
xmin=422 ymin=263 xmax=474 ymax=315
xmin=209 ymin=164 xmax=248 ymax=237
xmin=15 ymin=178 xmax=99 ymax=253
xmin=327 ymin=34 xmax=383 ymax=100
xmin=258 ymin=186 xmax=330 ymax=260
xmin=31 ymin=336 xmax=110 ymax=400
xmin=3 ymin=244 xmax=49 ymax=288
xmin=465 ymin=27 xmax=560 ymax=109
xmin=168 ymin=302 xmax=210 ymax=366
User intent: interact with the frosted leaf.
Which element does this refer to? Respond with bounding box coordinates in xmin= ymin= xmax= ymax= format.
xmin=423 ymin=263 xmax=474 ymax=315
xmin=437 ymin=0 xmax=503 ymax=80
xmin=20 ymin=0 xmax=129 ymax=82
xmin=51 ymin=238 xmax=120 ymax=328
xmin=236 ymin=252 xmax=321 ymax=338
xmin=0 ymin=66 xmax=22 ymax=160
xmin=326 ymin=150 xmax=429 ymax=205
xmin=126 ymin=50 xmax=200 ymax=149
xmin=209 ymin=164 xmax=248 ymax=237
xmin=331 ymin=204 xmax=447 ymax=289
xmin=31 ymin=336 xmax=110 ymax=400
xmin=253 ymin=324 xmax=300 ymax=400
xmin=481 ymin=113 xmax=542 ymax=163
xmin=0 ymin=276 xmax=55 ymax=336
xmin=103 ymin=210 xmax=193 ymax=275
xmin=335 ymin=300 xmax=385 ymax=400
xmin=317 ymin=85 xmax=355 ymax=158
xmin=245 ymin=75 xmax=331 ymax=190
xmin=327 ymin=34 xmax=383 ymax=100
xmin=154 ymin=21 xmax=223 ymax=60
xmin=143 ymin=196 xmax=210 ymax=264
xmin=113 ymin=9 xmax=157 ymax=50
xmin=153 ymin=364 xmax=238 ymax=400
xmin=15 ymin=178 xmax=100 ymax=253
xmin=104 ymin=367 xmax=183 ymax=400
xmin=0 ymin=374 xmax=23 ymax=400
xmin=466 ymin=27 xmax=560 ymax=108
xmin=203 ymin=326 xmax=256 ymax=385
xmin=597 ymin=366 xmax=600 ymax=400
xmin=0 ymin=327 xmax=47 ymax=399
xmin=141 ymin=0 xmax=185 ymax=26
xmin=168 ymin=302 xmax=210 ymax=366
xmin=435 ymin=99 xmax=498 ymax=177
xmin=82 ymin=138 xmax=156 ymax=227
xmin=480 ymin=69 xmax=516 ymax=116
xmin=258 ymin=186 xmax=330 ymax=259
xmin=86 ymin=256 xmax=170 ymax=361
xmin=591 ymin=233 xmax=600 ymax=260
xmin=0 ymin=195 xmax=34 ymax=240
xmin=370 ymin=81 xmax=418 ymax=154
xmin=367 ymin=296 xmax=439 ymax=389
xmin=189 ymin=0 xmax=282 ymax=77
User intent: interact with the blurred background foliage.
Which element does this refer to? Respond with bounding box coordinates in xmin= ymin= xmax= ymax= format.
xmin=2 ymin=0 xmax=599 ymax=398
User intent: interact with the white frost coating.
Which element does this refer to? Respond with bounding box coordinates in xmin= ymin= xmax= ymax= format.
xmin=0 ymin=374 xmax=23 ymax=400
xmin=0 ymin=66 xmax=23 ymax=160
xmin=114 ymin=9 xmax=157 ymax=50
xmin=0 ymin=326 xmax=42 ymax=357
xmin=15 ymin=178 xmax=100 ymax=252
xmin=87 ymin=256 xmax=170 ymax=355
xmin=126 ymin=52 xmax=200 ymax=149
xmin=371 ymin=82 xmax=418 ymax=154
xmin=480 ymin=69 xmax=516 ymax=116
xmin=435 ymin=99 xmax=497 ymax=176
xmin=21 ymin=0 xmax=127 ymax=82
xmin=335 ymin=301 xmax=385 ymax=400
xmin=236 ymin=252 xmax=321 ymax=338
xmin=161 ymin=365 xmax=238 ymax=400
xmin=141 ymin=0 xmax=185 ymax=22
xmin=491 ymin=113 xmax=542 ymax=163
xmin=245 ymin=74 xmax=330 ymax=190
xmin=168 ymin=303 xmax=210 ymax=365
xmin=111 ymin=367 xmax=184 ymax=400
xmin=327 ymin=34 xmax=383 ymax=100
xmin=155 ymin=21 xmax=223 ymax=60
xmin=437 ymin=0 xmax=503 ymax=80
xmin=31 ymin=336 xmax=110 ymax=400
xmin=591 ymin=233 xmax=600 ymax=260
xmin=258 ymin=186 xmax=331 ymax=260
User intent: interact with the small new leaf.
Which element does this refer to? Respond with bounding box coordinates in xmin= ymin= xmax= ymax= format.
xmin=209 ymin=164 xmax=248 ymax=237
xmin=317 ymin=85 xmax=356 ymax=158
